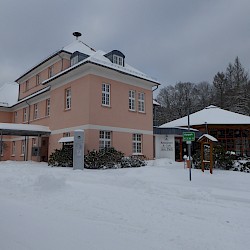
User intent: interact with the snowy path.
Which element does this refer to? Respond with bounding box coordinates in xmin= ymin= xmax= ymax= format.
xmin=0 ymin=160 xmax=250 ymax=250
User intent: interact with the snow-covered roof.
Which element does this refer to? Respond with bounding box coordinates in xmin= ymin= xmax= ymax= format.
xmin=0 ymin=122 xmax=51 ymax=136
xmin=153 ymin=100 xmax=161 ymax=106
xmin=43 ymin=47 xmax=159 ymax=85
xmin=58 ymin=137 xmax=74 ymax=143
xmin=0 ymin=83 xmax=19 ymax=107
xmin=198 ymin=134 xmax=218 ymax=142
xmin=160 ymin=105 xmax=250 ymax=128
xmin=62 ymin=40 xmax=96 ymax=55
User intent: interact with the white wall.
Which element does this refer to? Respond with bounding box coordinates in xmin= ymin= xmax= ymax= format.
xmin=155 ymin=134 xmax=175 ymax=160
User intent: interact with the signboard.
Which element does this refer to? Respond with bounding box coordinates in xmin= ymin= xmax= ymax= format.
xmin=183 ymin=132 xmax=195 ymax=142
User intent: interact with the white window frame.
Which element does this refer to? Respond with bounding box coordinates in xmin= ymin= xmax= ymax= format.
xmin=138 ymin=92 xmax=145 ymax=113
xmin=65 ymin=88 xmax=71 ymax=110
xmin=71 ymin=55 xmax=79 ymax=66
xmin=36 ymin=74 xmax=40 ymax=85
xmin=23 ymin=108 xmax=27 ymax=122
xmin=46 ymin=98 xmax=50 ymax=116
xmin=14 ymin=111 xmax=18 ymax=123
xmin=48 ymin=66 xmax=54 ymax=78
xmin=102 ymin=83 xmax=110 ymax=107
xmin=21 ymin=140 xmax=25 ymax=155
xmin=99 ymin=131 xmax=111 ymax=149
xmin=63 ymin=132 xmax=71 ymax=137
xmin=12 ymin=141 xmax=16 ymax=156
xmin=25 ymin=80 xmax=29 ymax=91
xmin=34 ymin=103 xmax=38 ymax=120
xmin=113 ymin=55 xmax=123 ymax=66
xmin=32 ymin=138 xmax=37 ymax=147
xmin=132 ymin=134 xmax=142 ymax=154
xmin=129 ymin=90 xmax=136 ymax=111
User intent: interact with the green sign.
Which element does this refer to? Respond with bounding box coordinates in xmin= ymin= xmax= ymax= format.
xmin=183 ymin=132 xmax=195 ymax=142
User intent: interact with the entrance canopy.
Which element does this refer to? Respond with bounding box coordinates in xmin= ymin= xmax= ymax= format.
xmin=0 ymin=123 xmax=51 ymax=136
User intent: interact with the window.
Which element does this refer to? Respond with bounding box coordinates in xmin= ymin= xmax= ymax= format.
xmin=138 ymin=92 xmax=145 ymax=112
xmin=36 ymin=74 xmax=41 ymax=85
xmin=63 ymin=132 xmax=71 ymax=137
xmin=48 ymin=66 xmax=54 ymax=78
xmin=46 ymin=98 xmax=50 ymax=116
xmin=12 ymin=141 xmax=16 ymax=155
xmin=65 ymin=88 xmax=71 ymax=110
xmin=25 ymin=80 xmax=29 ymax=91
xmin=102 ymin=83 xmax=110 ymax=106
xmin=71 ymin=55 xmax=79 ymax=66
xmin=21 ymin=140 xmax=25 ymax=155
xmin=132 ymin=134 xmax=142 ymax=154
xmin=32 ymin=138 xmax=37 ymax=146
xmin=129 ymin=90 xmax=136 ymax=111
xmin=23 ymin=108 xmax=27 ymax=122
xmin=34 ymin=103 xmax=38 ymax=120
xmin=14 ymin=111 xmax=18 ymax=123
xmin=99 ymin=131 xmax=111 ymax=149
xmin=113 ymin=55 xmax=123 ymax=66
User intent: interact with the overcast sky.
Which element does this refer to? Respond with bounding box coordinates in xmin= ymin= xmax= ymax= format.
xmin=0 ymin=0 xmax=250 ymax=91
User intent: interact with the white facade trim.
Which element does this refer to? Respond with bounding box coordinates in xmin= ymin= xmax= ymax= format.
xmin=51 ymin=124 xmax=153 ymax=135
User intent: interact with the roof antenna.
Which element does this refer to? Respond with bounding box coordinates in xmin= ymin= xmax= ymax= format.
xmin=73 ymin=32 xmax=82 ymax=40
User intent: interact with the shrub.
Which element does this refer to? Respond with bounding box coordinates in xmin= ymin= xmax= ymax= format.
xmin=213 ymin=144 xmax=234 ymax=170
xmin=120 ymin=155 xmax=147 ymax=168
xmin=48 ymin=147 xmax=73 ymax=167
xmin=84 ymin=147 xmax=124 ymax=169
xmin=233 ymin=160 xmax=250 ymax=173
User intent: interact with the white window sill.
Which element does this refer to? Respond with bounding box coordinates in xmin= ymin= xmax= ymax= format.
xmin=11 ymin=154 xmax=15 ymax=157
xmin=20 ymin=154 xmax=24 ymax=157
xmin=132 ymin=153 xmax=143 ymax=156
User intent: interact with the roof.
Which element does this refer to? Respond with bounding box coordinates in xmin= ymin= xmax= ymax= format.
xmin=58 ymin=136 xmax=74 ymax=143
xmin=16 ymin=39 xmax=159 ymax=85
xmin=160 ymin=105 xmax=250 ymax=128
xmin=0 ymin=83 xmax=19 ymax=107
xmin=0 ymin=123 xmax=51 ymax=136
xmin=153 ymin=100 xmax=161 ymax=106
xmin=198 ymin=134 xmax=218 ymax=142
xmin=63 ymin=40 xmax=96 ymax=54
xmin=42 ymin=48 xmax=159 ymax=85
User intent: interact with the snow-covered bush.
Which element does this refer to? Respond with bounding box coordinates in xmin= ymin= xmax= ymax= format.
xmin=213 ymin=145 xmax=234 ymax=170
xmin=48 ymin=147 xmax=73 ymax=167
xmin=120 ymin=155 xmax=147 ymax=168
xmin=84 ymin=147 xmax=124 ymax=169
xmin=233 ymin=160 xmax=250 ymax=173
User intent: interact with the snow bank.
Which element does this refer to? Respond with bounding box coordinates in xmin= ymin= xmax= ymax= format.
xmin=0 ymin=160 xmax=250 ymax=250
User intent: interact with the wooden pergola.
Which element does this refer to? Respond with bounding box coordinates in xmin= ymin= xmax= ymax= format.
xmin=197 ymin=134 xmax=218 ymax=174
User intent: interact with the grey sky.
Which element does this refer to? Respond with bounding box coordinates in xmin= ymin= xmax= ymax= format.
xmin=0 ymin=0 xmax=250 ymax=91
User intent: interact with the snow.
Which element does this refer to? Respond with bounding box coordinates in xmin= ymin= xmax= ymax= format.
xmin=198 ymin=133 xmax=218 ymax=142
xmin=0 ymin=82 xmax=19 ymax=107
xmin=0 ymin=122 xmax=50 ymax=133
xmin=58 ymin=136 xmax=74 ymax=143
xmin=63 ymin=39 xmax=96 ymax=55
xmin=160 ymin=105 xmax=250 ymax=128
xmin=0 ymin=159 xmax=250 ymax=250
xmin=43 ymin=44 xmax=159 ymax=86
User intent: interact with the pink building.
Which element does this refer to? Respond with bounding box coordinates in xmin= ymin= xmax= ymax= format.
xmin=0 ymin=37 xmax=159 ymax=162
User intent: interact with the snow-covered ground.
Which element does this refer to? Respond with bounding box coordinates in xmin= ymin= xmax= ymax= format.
xmin=0 ymin=159 xmax=250 ymax=250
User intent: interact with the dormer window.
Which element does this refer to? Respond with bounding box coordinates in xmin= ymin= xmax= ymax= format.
xmin=71 ymin=55 xmax=79 ymax=66
xmin=70 ymin=51 xmax=89 ymax=66
xmin=113 ymin=55 xmax=123 ymax=66
xmin=104 ymin=50 xmax=125 ymax=67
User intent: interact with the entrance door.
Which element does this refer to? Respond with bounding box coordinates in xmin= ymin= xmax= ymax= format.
xmin=175 ymin=137 xmax=182 ymax=161
xmin=175 ymin=137 xmax=189 ymax=161
xmin=40 ymin=137 xmax=49 ymax=162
